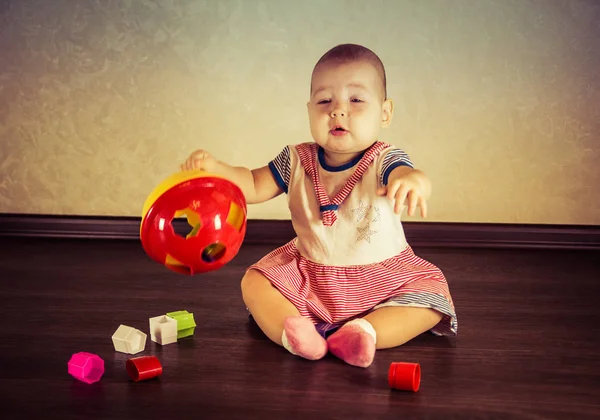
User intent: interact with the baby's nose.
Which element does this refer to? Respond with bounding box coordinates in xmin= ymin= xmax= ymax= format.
xmin=330 ymin=108 xmax=346 ymax=118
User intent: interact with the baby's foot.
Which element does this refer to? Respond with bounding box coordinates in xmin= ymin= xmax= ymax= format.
xmin=326 ymin=318 xmax=377 ymax=368
xmin=281 ymin=316 xmax=328 ymax=360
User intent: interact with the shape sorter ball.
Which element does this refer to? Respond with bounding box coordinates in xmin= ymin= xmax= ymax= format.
xmin=140 ymin=170 xmax=247 ymax=275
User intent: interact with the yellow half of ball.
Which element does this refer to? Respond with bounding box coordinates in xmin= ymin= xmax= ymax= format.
xmin=141 ymin=170 xmax=229 ymax=225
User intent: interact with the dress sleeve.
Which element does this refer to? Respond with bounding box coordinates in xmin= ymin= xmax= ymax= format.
xmin=268 ymin=146 xmax=291 ymax=193
xmin=380 ymin=148 xmax=414 ymax=186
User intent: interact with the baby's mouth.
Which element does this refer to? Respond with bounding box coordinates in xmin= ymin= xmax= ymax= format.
xmin=330 ymin=126 xmax=348 ymax=136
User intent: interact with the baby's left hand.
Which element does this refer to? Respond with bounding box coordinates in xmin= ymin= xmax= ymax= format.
xmin=377 ymin=170 xmax=429 ymax=218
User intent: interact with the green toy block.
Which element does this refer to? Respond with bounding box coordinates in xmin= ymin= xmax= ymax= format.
xmin=166 ymin=310 xmax=196 ymax=339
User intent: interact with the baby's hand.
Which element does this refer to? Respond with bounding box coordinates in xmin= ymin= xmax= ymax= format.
xmin=377 ymin=171 xmax=428 ymax=218
xmin=180 ymin=149 xmax=218 ymax=172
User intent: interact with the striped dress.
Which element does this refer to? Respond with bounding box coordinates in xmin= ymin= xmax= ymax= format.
xmin=249 ymin=141 xmax=457 ymax=337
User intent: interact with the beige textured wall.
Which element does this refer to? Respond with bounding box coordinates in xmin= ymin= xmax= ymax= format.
xmin=0 ymin=0 xmax=598 ymax=224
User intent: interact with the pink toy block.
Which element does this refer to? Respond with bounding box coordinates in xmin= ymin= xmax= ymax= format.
xmin=67 ymin=352 xmax=104 ymax=384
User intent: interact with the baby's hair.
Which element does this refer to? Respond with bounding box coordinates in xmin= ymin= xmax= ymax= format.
xmin=312 ymin=44 xmax=387 ymax=99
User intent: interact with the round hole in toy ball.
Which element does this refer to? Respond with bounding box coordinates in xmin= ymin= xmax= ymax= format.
xmin=201 ymin=243 xmax=227 ymax=263
xmin=140 ymin=170 xmax=247 ymax=275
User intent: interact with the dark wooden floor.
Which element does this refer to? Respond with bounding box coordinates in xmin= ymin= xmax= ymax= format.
xmin=0 ymin=237 xmax=599 ymax=419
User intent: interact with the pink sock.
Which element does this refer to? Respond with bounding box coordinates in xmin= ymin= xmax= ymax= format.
xmin=281 ymin=316 xmax=328 ymax=361
xmin=326 ymin=318 xmax=377 ymax=368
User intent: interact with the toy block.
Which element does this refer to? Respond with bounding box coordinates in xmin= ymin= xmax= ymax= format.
xmin=166 ymin=310 xmax=196 ymax=339
xmin=111 ymin=324 xmax=147 ymax=354
xmin=68 ymin=352 xmax=104 ymax=384
xmin=389 ymin=362 xmax=421 ymax=392
xmin=126 ymin=355 xmax=163 ymax=381
xmin=149 ymin=315 xmax=177 ymax=345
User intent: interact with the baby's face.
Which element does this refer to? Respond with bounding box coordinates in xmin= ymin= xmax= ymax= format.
xmin=307 ymin=60 xmax=392 ymax=164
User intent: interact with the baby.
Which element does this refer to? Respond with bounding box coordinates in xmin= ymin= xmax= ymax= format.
xmin=181 ymin=44 xmax=457 ymax=368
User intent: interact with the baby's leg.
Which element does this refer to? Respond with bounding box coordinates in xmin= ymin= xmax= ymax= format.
xmin=365 ymin=306 xmax=443 ymax=349
xmin=241 ymin=269 xmax=327 ymax=360
xmin=327 ymin=307 xmax=442 ymax=367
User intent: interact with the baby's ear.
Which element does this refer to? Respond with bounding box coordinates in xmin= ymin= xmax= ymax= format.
xmin=381 ymin=98 xmax=394 ymax=127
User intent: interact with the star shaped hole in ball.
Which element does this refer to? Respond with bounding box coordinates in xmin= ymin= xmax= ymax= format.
xmin=171 ymin=208 xmax=203 ymax=240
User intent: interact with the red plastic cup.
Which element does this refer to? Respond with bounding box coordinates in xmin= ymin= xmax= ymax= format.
xmin=388 ymin=362 xmax=421 ymax=392
xmin=126 ymin=356 xmax=163 ymax=381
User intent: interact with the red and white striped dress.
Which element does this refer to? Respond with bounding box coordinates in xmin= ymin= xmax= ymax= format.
xmin=249 ymin=141 xmax=457 ymax=337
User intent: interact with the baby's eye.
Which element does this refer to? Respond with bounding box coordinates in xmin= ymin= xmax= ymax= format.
xmin=351 ymin=98 xmax=363 ymax=103
xmin=317 ymin=99 xmax=331 ymax=104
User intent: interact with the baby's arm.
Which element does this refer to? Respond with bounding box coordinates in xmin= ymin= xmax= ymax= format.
xmin=377 ymin=166 xmax=432 ymax=218
xmin=181 ymin=149 xmax=283 ymax=204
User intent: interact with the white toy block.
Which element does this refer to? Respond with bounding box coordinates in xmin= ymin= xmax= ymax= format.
xmin=111 ymin=324 xmax=147 ymax=354
xmin=148 ymin=315 xmax=178 ymax=345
